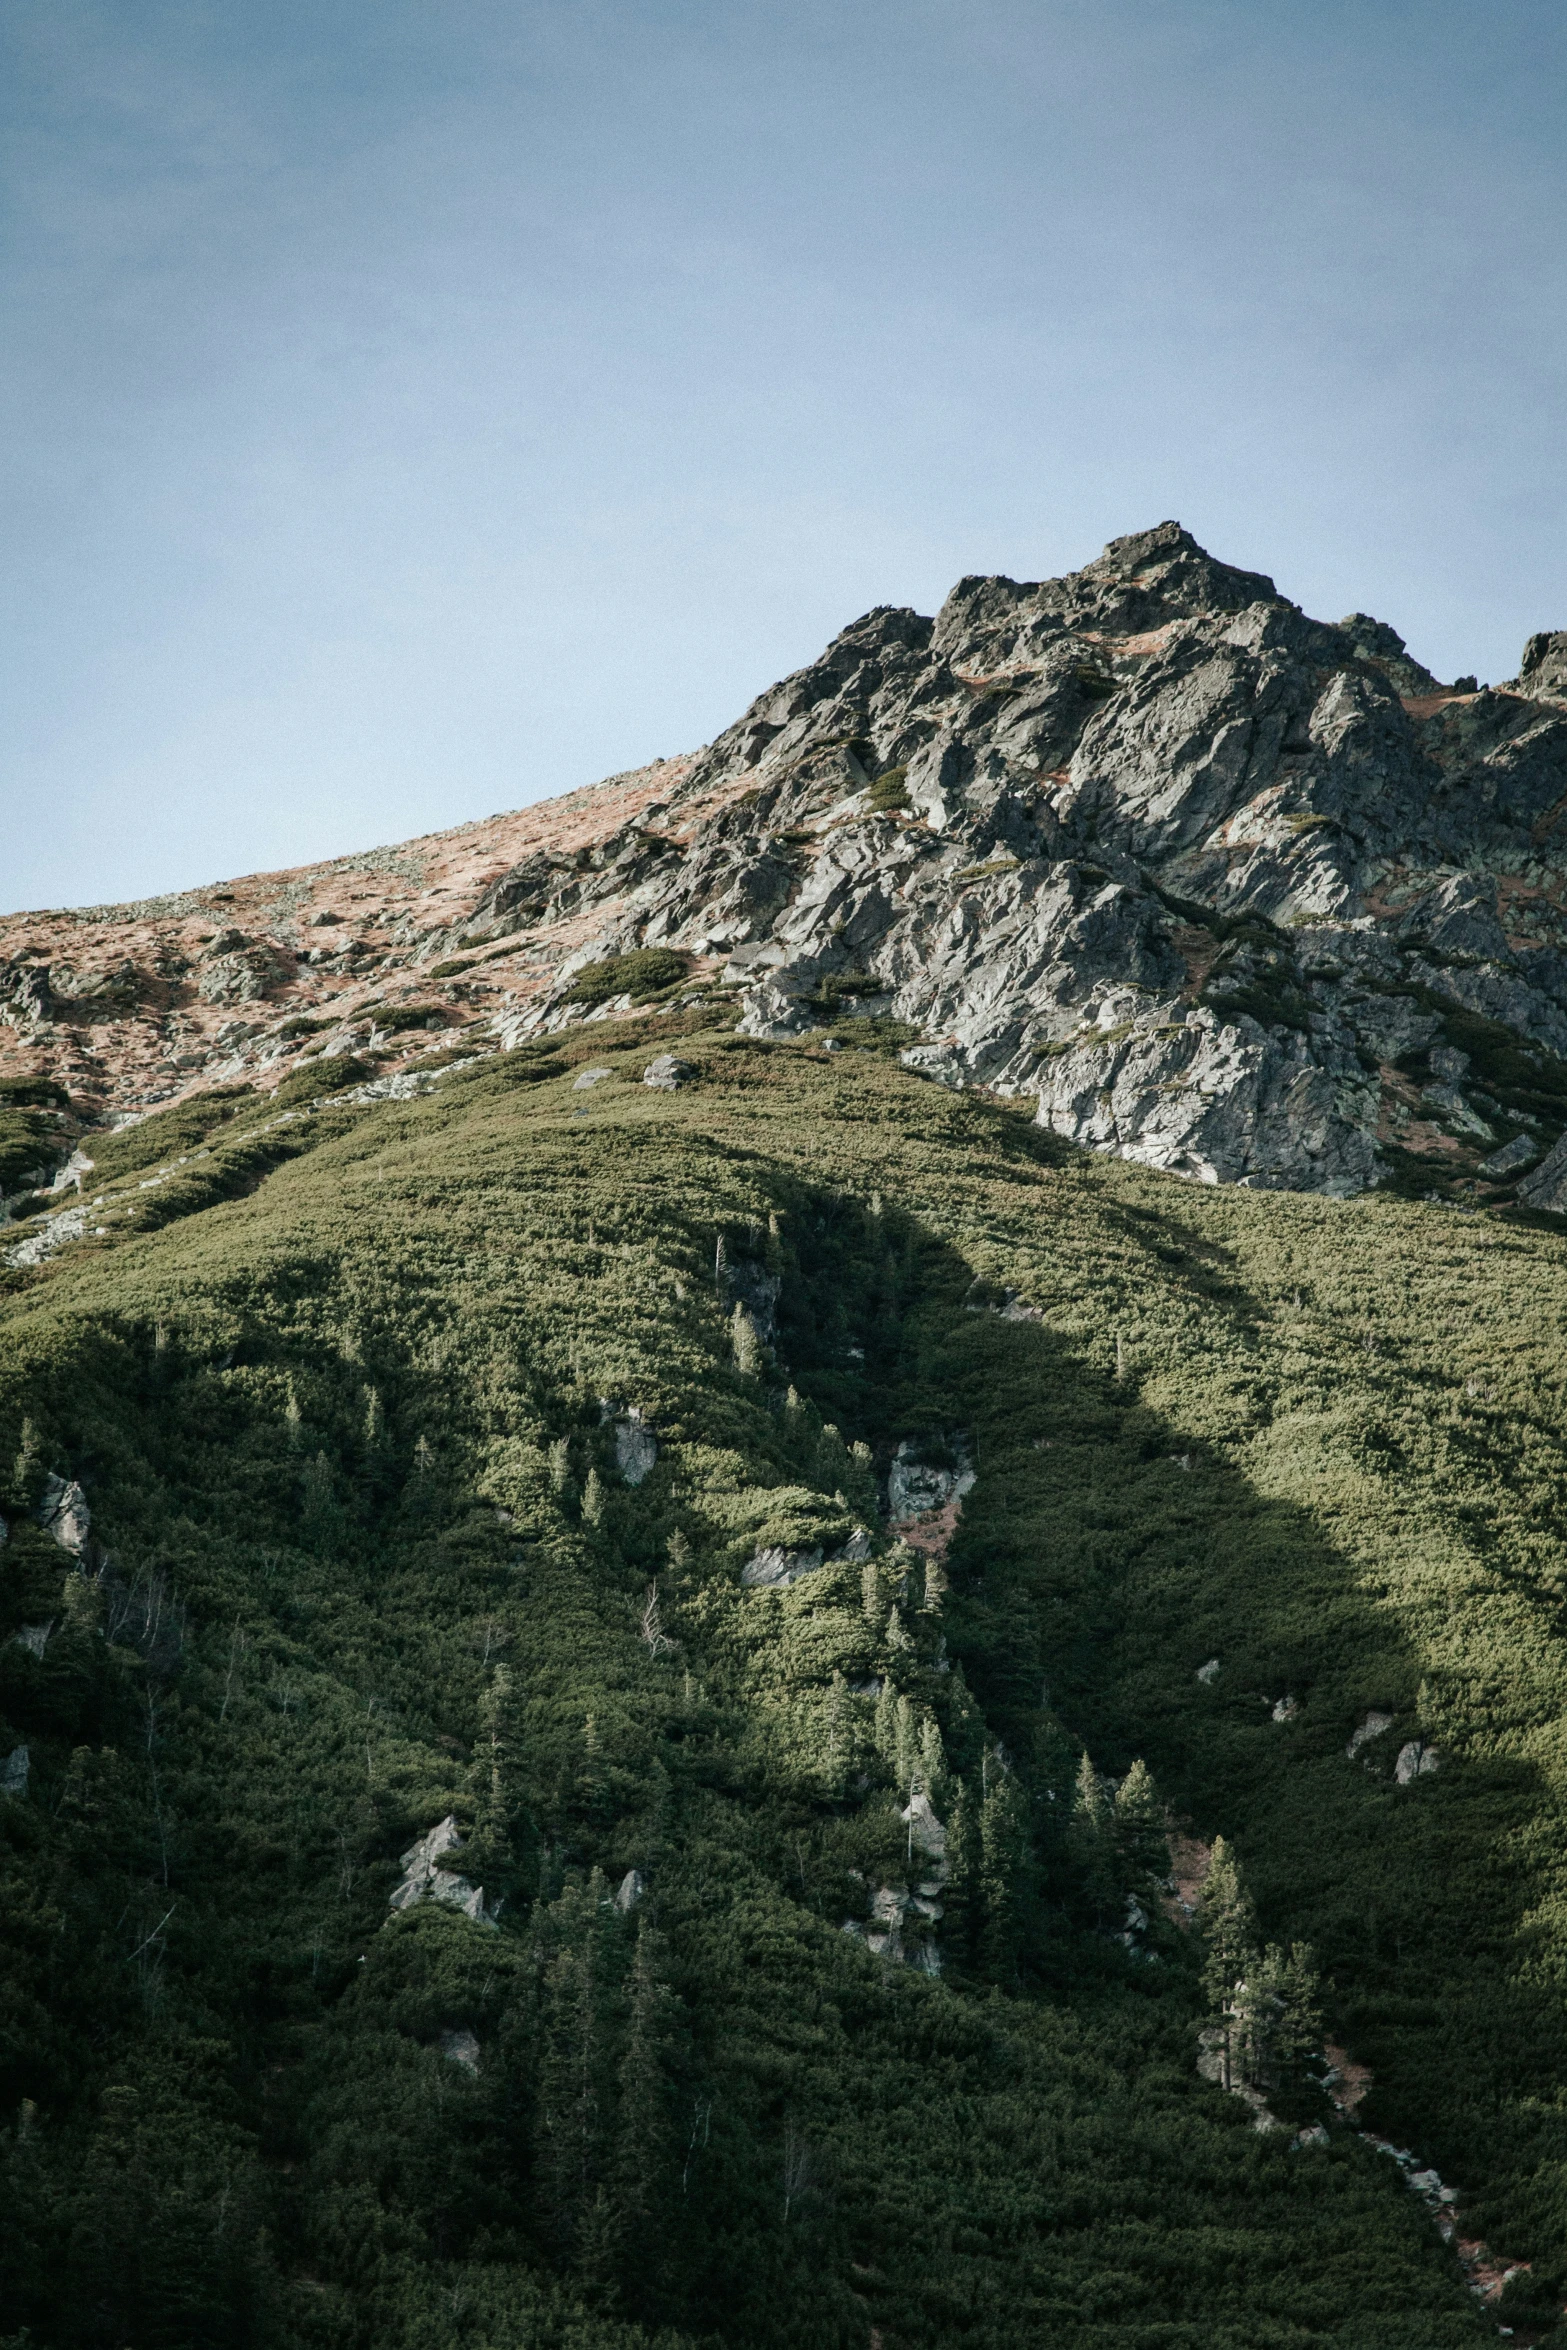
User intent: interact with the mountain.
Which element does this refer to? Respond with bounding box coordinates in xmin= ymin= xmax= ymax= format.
xmin=8 ymin=520 xmax=1567 ymax=1224
xmin=5 ymin=531 xmax=1567 ymax=2348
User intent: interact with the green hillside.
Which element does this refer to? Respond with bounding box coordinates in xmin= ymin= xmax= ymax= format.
xmin=5 ymin=1022 xmax=1567 ymax=2346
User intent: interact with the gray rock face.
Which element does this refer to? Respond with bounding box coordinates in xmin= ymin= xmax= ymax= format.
xmin=475 ymin=523 xmax=1567 ymax=1198
xmin=1 ymin=1745 xmax=29 ymax=1796
xmin=900 ymin=1788 xmax=948 ymax=1866
xmin=641 ymin=1053 xmax=693 ymax=1091
xmin=887 ymin=1441 xmax=975 ymax=1524
xmin=1510 ymin=631 xmax=1567 ymax=703
xmin=6 ymin=1205 xmax=89 ymax=1269
xmin=389 ymin=1815 xmax=492 ymax=1924
xmin=1035 ymin=1001 xmax=1378 ymax=1194
xmin=610 ymin=1408 xmax=658 ymax=1486
xmin=1517 ymin=1129 xmax=1567 ymax=1210
xmin=1479 ymin=1134 xmax=1540 ymax=1178
xmin=37 ymin=1474 xmax=91 ymax=1555
xmin=740 ymin=1544 xmax=824 ymax=1589
xmin=1 ymin=963 xmax=53 ymax=1030
xmin=196 ymin=933 xmax=293 ymax=1004
xmin=740 ymin=1525 xmax=872 ymax=1587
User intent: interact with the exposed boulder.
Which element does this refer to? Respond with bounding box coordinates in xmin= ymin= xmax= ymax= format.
xmin=1516 ymin=1130 xmax=1567 ymax=1212
xmin=50 ymin=958 xmax=143 ymax=1008
xmin=887 ymin=1441 xmax=975 ymax=1524
xmin=614 ymin=1868 xmax=646 ymax=1912
xmin=740 ymin=1544 xmax=824 ymax=1589
xmin=438 ymin=2028 xmax=480 ymax=2073
xmin=1 ymin=1745 xmax=29 ymax=1796
xmin=1336 ymin=613 xmax=1443 ymax=698
xmin=736 ymin=969 xmax=815 ymax=1039
xmin=388 ymin=1815 xmax=493 ymax=1924
xmin=37 ymin=1474 xmax=91 ymax=1556
xmin=740 ymin=1522 xmax=874 ymax=1588
xmin=2 ymin=963 xmax=53 ymax=1029
xmin=609 ymin=1407 xmax=658 ymax=1486
xmin=196 ymin=934 xmax=293 ymax=1004
xmin=859 ymin=1880 xmax=942 ymax=1974
xmin=1346 ymin=1710 xmax=1395 ymax=1759
xmin=900 ymin=1787 xmax=948 ymax=1869
xmin=1478 ymin=1134 xmax=1539 ymax=1179
xmin=1395 ymin=1739 xmax=1441 ymax=1783
xmin=642 ymin=1054 xmax=692 ymax=1091
xmin=49 ymin=1149 xmax=94 ymax=1194
xmin=7 ymin=1205 xmax=88 ymax=1269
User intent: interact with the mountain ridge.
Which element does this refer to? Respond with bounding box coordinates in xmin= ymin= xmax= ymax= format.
xmin=8 ymin=521 xmax=1567 ymax=1223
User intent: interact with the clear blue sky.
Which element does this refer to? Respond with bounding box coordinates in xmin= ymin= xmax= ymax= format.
xmin=4 ymin=0 xmax=1564 ymax=912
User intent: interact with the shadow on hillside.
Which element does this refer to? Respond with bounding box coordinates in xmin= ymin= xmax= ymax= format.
xmin=764 ymin=1167 xmax=1567 ymax=2221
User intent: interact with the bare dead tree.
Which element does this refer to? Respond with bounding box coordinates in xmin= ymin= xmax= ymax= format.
xmin=782 ymin=2122 xmax=816 ymax=2226
xmin=640 ymin=1581 xmax=676 ymax=1658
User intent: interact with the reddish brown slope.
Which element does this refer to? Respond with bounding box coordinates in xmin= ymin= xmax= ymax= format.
xmin=0 ymin=755 xmax=705 ymax=1126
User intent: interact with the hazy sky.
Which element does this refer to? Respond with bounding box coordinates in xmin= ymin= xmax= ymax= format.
xmin=4 ymin=1 xmax=1565 ymax=913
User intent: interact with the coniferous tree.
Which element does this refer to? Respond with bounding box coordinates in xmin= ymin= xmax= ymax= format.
xmin=919 ymin=1714 xmax=948 ymax=1805
xmin=1070 ymin=1751 xmax=1117 ymax=1923
xmin=611 ymin=1922 xmax=681 ymax=2299
xmin=1244 ymin=1941 xmax=1323 ymax=2089
xmin=980 ymin=1763 xmax=1029 ymax=1981
xmin=1113 ymin=1758 xmax=1167 ymax=1886
xmin=894 ymin=1692 xmax=917 ymax=1790
xmin=466 ymin=1664 xmax=535 ymax=1908
xmin=942 ymin=1776 xmax=981 ymax=1970
xmin=873 ymin=1678 xmax=897 ymax=1771
xmin=1199 ymin=1837 xmax=1260 ymax=2090
xmin=10 ymin=1413 xmax=39 ymax=1502
xmin=731 ymin=1302 xmax=761 ymax=1377
xmin=535 ymin=1872 xmax=621 ymax=2263
xmin=825 ymin=1671 xmax=851 ymax=1798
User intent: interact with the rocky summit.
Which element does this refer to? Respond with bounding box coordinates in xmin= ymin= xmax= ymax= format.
xmin=7 ymin=521 xmax=1567 ymax=1217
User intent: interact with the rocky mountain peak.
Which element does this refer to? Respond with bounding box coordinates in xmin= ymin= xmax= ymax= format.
xmin=7 ymin=523 xmax=1567 ymax=1216
xmin=1514 ymin=629 xmax=1567 ymax=701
